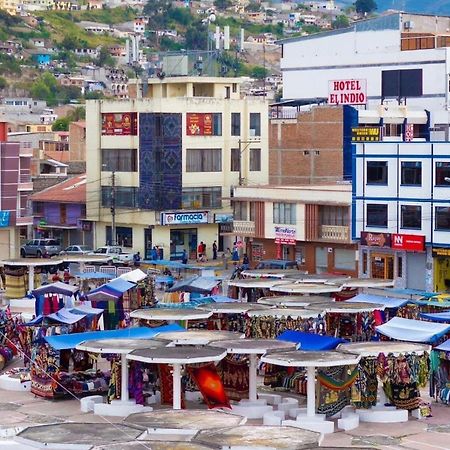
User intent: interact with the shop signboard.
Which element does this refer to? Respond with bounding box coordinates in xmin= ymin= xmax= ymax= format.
xmin=161 ymin=211 xmax=209 ymax=225
xmin=274 ymin=226 xmax=296 ymax=245
xmin=214 ymin=213 xmax=233 ymax=223
xmin=328 ymin=79 xmax=367 ymax=105
xmin=432 ymin=248 xmax=450 ymax=257
xmin=360 ymin=231 xmax=391 ymax=248
xmin=391 ymin=233 xmax=425 ymax=252
xmin=101 ymin=112 xmax=138 ymax=135
xmin=186 ymin=113 xmax=214 ymax=136
xmin=0 ymin=211 xmax=10 ymax=228
xmin=351 ymin=127 xmax=381 ymax=142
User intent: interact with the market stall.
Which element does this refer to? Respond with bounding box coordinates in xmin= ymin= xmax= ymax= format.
xmin=431 ymin=339 xmax=450 ymax=405
xmin=154 ymin=329 xmax=245 ymax=346
xmin=127 ymin=346 xmax=227 ymax=410
xmin=257 ymin=296 xmax=323 ymax=308
xmin=260 ymin=350 xmax=361 ymax=433
xmin=227 ymin=279 xmax=289 ymax=302
xmin=270 ymin=283 xmax=342 ymax=296
xmin=209 ymin=338 xmax=296 ymax=418
xmin=75 ymin=338 xmax=165 ymax=416
xmin=130 ymin=308 xmax=213 ymax=329
xmin=337 ymin=341 xmax=430 ymax=422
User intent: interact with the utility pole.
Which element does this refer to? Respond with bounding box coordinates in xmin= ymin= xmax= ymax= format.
xmin=238 ymin=138 xmax=261 ymax=186
xmin=110 ymin=170 xmax=116 ymax=246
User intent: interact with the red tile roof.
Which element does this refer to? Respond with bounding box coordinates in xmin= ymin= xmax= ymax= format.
xmin=30 ymin=174 xmax=86 ymax=203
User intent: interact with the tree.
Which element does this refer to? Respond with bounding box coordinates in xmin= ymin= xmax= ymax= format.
xmin=31 ymin=72 xmax=58 ymax=105
xmin=185 ymin=23 xmax=207 ymax=50
xmin=52 ymin=117 xmax=70 ymax=131
xmin=332 ymin=15 xmax=350 ymax=29
xmin=250 ymin=66 xmax=268 ymax=80
xmin=144 ymin=0 xmax=172 ymax=29
xmin=95 ymin=46 xmax=116 ymax=68
xmin=354 ymin=0 xmax=377 ymax=14
xmin=214 ymin=0 xmax=232 ymax=11
xmin=246 ymin=2 xmax=261 ymax=13
xmin=0 ymin=77 xmax=7 ymax=90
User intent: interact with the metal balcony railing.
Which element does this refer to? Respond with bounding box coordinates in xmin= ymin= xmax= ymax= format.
xmin=319 ymin=225 xmax=350 ymax=242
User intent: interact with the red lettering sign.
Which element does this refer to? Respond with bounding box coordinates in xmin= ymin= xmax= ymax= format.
xmin=328 ymin=79 xmax=367 ymax=106
xmin=391 ymin=234 xmax=425 ymax=252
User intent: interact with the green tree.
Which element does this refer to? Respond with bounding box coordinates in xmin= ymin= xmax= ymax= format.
xmin=31 ymin=72 xmax=58 ymax=105
xmin=84 ymin=91 xmax=104 ymax=100
xmin=250 ymin=65 xmax=268 ymax=80
xmin=144 ymin=0 xmax=172 ymax=29
xmin=67 ymin=106 xmax=86 ymax=121
xmin=246 ymin=2 xmax=261 ymax=13
xmin=354 ymin=0 xmax=377 ymax=14
xmin=332 ymin=15 xmax=350 ymax=29
xmin=214 ymin=0 xmax=232 ymax=11
xmin=52 ymin=117 xmax=70 ymax=131
xmin=185 ymin=23 xmax=207 ymax=50
xmin=95 ymin=46 xmax=116 ymax=67
xmin=167 ymin=7 xmax=193 ymax=27
xmin=0 ymin=76 xmax=7 ymax=90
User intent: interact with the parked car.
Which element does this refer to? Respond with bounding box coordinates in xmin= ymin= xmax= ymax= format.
xmin=88 ymin=246 xmax=134 ymax=263
xmin=60 ymin=245 xmax=93 ymax=255
xmin=20 ymin=239 xmax=62 ymax=258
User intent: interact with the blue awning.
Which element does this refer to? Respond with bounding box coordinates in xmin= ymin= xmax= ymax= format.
xmin=32 ymin=282 xmax=79 ymax=297
xmin=106 ymin=278 xmax=136 ymax=293
xmin=435 ymin=339 xmax=450 ymax=352
xmin=45 ymin=324 xmax=184 ymax=350
xmin=167 ymin=276 xmax=219 ymax=294
xmin=277 ymin=330 xmax=347 ymax=350
xmin=348 ymin=293 xmax=408 ymax=309
xmin=420 ymin=311 xmax=450 ymax=323
xmin=73 ymin=272 xmax=114 ymax=280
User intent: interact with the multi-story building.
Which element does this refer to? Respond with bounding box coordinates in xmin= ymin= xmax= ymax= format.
xmin=279 ymin=12 xmax=450 ymax=131
xmin=0 ymin=122 xmax=33 ymax=257
xmin=86 ymin=77 xmax=268 ymax=260
xmin=353 ymin=139 xmax=450 ymax=292
xmin=232 ymin=184 xmax=357 ymax=276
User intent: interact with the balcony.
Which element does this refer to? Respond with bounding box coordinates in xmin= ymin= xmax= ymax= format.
xmin=319 ymin=225 xmax=350 ymax=242
xmin=16 ymin=208 xmax=33 ymax=226
xmin=233 ymin=220 xmax=255 ymax=236
xmin=18 ymin=174 xmax=33 ymax=191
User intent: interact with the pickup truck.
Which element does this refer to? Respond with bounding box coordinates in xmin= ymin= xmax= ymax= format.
xmin=88 ymin=246 xmax=134 ymax=264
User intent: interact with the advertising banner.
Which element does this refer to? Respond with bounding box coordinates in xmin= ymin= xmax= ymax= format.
xmin=186 ymin=113 xmax=214 ymax=136
xmin=161 ymin=211 xmax=209 ymax=225
xmin=102 ymin=112 xmax=138 ymax=135
xmin=360 ymin=232 xmax=391 ymax=248
xmin=351 ymin=127 xmax=381 ymax=142
xmin=274 ymin=226 xmax=296 ymax=245
xmin=391 ymin=234 xmax=425 ymax=252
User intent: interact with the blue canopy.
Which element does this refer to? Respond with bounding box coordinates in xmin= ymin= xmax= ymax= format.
xmin=156 ymin=296 xmax=215 ymax=309
xmin=74 ymin=272 xmax=114 ymax=280
xmin=420 ymin=311 xmax=450 ymax=323
xmin=348 ymin=293 xmax=409 ymax=309
xmin=435 ymin=339 xmax=450 ymax=352
xmin=106 ymin=278 xmax=136 ymax=293
xmin=45 ymin=324 xmax=184 ymax=350
xmin=32 ymin=281 xmax=79 ymax=297
xmin=277 ymin=330 xmax=346 ymax=350
xmin=167 ymin=276 xmax=219 ymax=294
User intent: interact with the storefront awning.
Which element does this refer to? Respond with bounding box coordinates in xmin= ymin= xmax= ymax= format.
xmin=45 ymin=324 xmax=184 ymax=350
xmin=347 ymin=293 xmax=409 ymax=309
xmin=376 ymin=317 xmax=450 ymax=343
xmin=420 ymin=311 xmax=450 ymax=323
xmin=277 ymin=330 xmax=346 ymax=350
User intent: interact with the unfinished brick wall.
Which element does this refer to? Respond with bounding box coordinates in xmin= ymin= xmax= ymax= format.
xmin=269 ymin=106 xmax=344 ymax=185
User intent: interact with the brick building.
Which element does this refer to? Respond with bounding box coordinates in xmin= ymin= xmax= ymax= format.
xmin=269 ymin=104 xmax=355 ymax=185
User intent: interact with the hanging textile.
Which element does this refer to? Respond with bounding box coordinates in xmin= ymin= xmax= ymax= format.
xmin=218 ymin=356 xmax=249 ymax=401
xmin=187 ymin=363 xmax=231 ymax=409
xmin=107 ymin=359 xmax=121 ymax=403
xmin=158 ymin=364 xmax=185 ymax=408
xmin=352 ymin=358 xmax=378 ymax=409
xmin=128 ymin=361 xmax=145 ymax=405
xmin=316 ymin=366 xmax=352 ymax=417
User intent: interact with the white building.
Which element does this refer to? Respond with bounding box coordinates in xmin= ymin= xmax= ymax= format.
xmin=354 ymin=139 xmax=450 ymax=292
xmin=279 ymin=12 xmax=450 ymax=130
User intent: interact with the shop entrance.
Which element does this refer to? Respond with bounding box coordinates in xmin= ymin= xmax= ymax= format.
xmin=371 ymin=254 xmax=394 ymax=279
xmin=170 ymin=228 xmax=197 ymax=261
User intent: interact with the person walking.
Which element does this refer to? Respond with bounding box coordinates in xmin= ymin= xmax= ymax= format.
xmin=182 ymin=249 xmax=188 ymax=264
xmin=133 ymin=251 xmax=141 ymax=267
xmin=232 ymin=244 xmax=239 ymax=264
xmin=197 ymin=241 xmax=204 ymax=260
xmin=212 ymin=240 xmax=218 ymax=260
xmin=151 ymin=246 xmax=158 ymax=261
xmin=242 ymin=253 xmax=250 ymax=270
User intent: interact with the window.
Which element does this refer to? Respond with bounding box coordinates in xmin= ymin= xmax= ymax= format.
xmin=249 ymin=112 xmax=261 ymax=136
xmin=367 ymin=204 xmax=388 ymax=227
xmin=234 ymin=201 xmax=248 ymax=221
xmin=319 ymin=205 xmax=349 ymax=226
xmin=186 ymin=149 xmax=222 ymax=172
xmin=182 ymin=187 xmax=222 ymax=209
xmin=383 ymin=123 xmax=402 ymax=137
xmin=273 ymin=202 xmax=296 ymax=225
xmin=213 ymin=113 xmax=222 ymax=136
xmin=106 ymin=226 xmax=132 ymax=247
xmin=250 ymin=148 xmax=261 ymax=171
xmin=401 ymin=205 xmax=421 ymax=229
xmin=401 ymin=161 xmax=421 ymax=185
xmin=367 ymin=161 xmax=388 ymax=185
xmin=101 ymin=149 xmax=137 ymax=172
xmin=231 ymin=113 xmax=241 ymax=136
xmin=225 ymin=86 xmax=230 ymax=98
xmin=435 ymin=162 xmax=450 ymax=186
xmin=101 ymin=187 xmax=138 ymax=208
xmin=435 ymin=207 xmax=450 ymax=230
xmin=231 ymin=148 xmax=240 ymax=172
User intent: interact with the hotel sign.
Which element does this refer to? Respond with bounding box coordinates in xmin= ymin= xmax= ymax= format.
xmin=328 ymin=79 xmax=367 ymax=105
xmin=161 ymin=211 xmax=209 ymax=225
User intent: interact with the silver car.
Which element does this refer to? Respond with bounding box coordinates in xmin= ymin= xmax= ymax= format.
xmin=60 ymin=245 xmax=92 ymax=255
xmin=20 ymin=239 xmax=62 ymax=258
